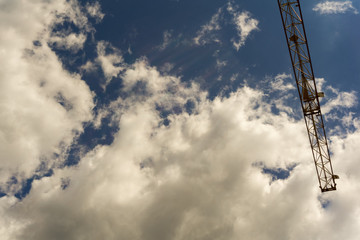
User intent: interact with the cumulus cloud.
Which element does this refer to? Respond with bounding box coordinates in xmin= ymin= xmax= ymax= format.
xmin=313 ymin=1 xmax=359 ymax=14
xmin=0 ymin=61 xmax=301 ymax=239
xmin=2 ymin=57 xmax=360 ymax=240
xmin=0 ymin=0 xmax=95 ymax=194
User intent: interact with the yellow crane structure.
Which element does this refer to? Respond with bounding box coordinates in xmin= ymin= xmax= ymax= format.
xmin=277 ymin=0 xmax=338 ymax=192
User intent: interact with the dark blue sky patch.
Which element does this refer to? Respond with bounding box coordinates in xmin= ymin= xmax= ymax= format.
xmin=8 ymin=176 xmax=18 ymax=185
xmin=155 ymin=105 xmax=172 ymax=127
xmin=50 ymin=20 xmax=82 ymax=37
xmin=257 ymin=163 xmax=297 ymax=182
xmin=0 ymin=191 xmax=6 ymax=198
xmin=81 ymin=65 xmax=108 ymax=100
xmin=64 ymin=116 xmax=118 ymax=166
xmin=13 ymin=168 xmax=53 ymax=200
xmin=48 ymin=43 xmax=87 ymax=74
xmin=14 ymin=178 xmax=34 ymax=200
xmin=64 ymin=145 xmax=83 ymax=167
xmin=35 ymin=160 xmax=54 ymax=176
xmin=90 ymin=0 xmax=263 ymax=99
xmin=155 ymin=102 xmax=186 ymax=127
xmin=128 ymin=80 xmax=149 ymax=97
xmin=162 ymin=118 xmax=171 ymax=127
xmin=185 ymin=99 xmax=195 ymax=114
xmin=95 ymin=0 xmax=225 ymax=55
xmin=33 ymin=40 xmax=42 ymax=47
xmin=104 ymin=76 xmax=124 ymax=102
xmin=318 ymin=196 xmax=331 ymax=209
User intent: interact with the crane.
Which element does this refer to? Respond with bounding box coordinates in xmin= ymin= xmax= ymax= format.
xmin=277 ymin=0 xmax=338 ymax=192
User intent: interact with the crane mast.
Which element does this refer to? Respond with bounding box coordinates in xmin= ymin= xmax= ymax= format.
xmin=277 ymin=0 xmax=338 ymax=192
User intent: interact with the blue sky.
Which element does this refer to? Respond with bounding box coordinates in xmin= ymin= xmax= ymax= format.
xmin=1 ymin=0 xmax=360 ymax=239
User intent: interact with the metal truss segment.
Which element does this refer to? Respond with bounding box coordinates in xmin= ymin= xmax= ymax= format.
xmin=277 ymin=0 xmax=337 ymax=192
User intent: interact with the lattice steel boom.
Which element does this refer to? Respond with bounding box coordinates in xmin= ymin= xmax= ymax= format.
xmin=277 ymin=0 xmax=338 ymax=192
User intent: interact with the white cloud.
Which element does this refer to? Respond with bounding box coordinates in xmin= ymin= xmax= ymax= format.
xmin=49 ymin=33 xmax=87 ymax=52
xmin=47 ymin=0 xmax=104 ymax=52
xmin=320 ymin=82 xmax=357 ymax=114
xmin=96 ymin=41 xmax=125 ymax=87
xmin=194 ymin=1 xmax=259 ymax=51
xmin=194 ymin=8 xmax=223 ymax=46
xmin=313 ymin=1 xmax=359 ymax=14
xmin=81 ymin=41 xmax=125 ymax=88
xmin=194 ymin=3 xmax=259 ymax=50
xmin=271 ymin=73 xmax=295 ymax=92
xmin=323 ymin=89 xmax=357 ymax=114
xmin=81 ymin=60 xmax=97 ymax=73
xmin=268 ymin=73 xmax=297 ymax=115
xmin=316 ymin=77 xmax=326 ymax=92
xmin=0 ymin=0 xmax=95 ymax=194
xmin=228 ymin=9 xmax=259 ymax=51
xmin=5 ymin=59 xmax=360 ymax=240
xmin=86 ymin=1 xmax=105 ymax=22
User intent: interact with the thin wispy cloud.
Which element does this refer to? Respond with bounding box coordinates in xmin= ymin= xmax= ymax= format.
xmin=194 ymin=1 xmax=259 ymax=50
xmin=193 ymin=8 xmax=223 ymax=45
xmin=227 ymin=3 xmax=259 ymax=51
xmin=96 ymin=41 xmax=125 ymax=87
xmin=313 ymin=1 xmax=359 ymax=14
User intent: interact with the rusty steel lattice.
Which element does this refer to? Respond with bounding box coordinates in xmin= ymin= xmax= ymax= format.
xmin=277 ymin=0 xmax=338 ymax=192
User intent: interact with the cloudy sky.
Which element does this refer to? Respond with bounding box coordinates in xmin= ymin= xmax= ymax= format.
xmin=0 ymin=0 xmax=360 ymax=239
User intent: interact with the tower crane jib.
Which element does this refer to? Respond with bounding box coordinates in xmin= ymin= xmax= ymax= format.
xmin=277 ymin=0 xmax=338 ymax=192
